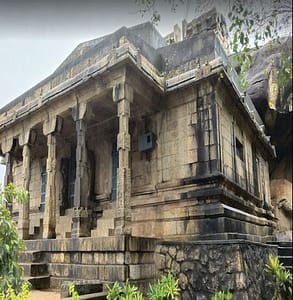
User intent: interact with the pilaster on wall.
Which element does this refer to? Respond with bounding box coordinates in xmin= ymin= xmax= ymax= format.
xmin=113 ymin=82 xmax=133 ymax=236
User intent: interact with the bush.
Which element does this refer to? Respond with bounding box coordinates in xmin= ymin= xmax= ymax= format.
xmin=106 ymin=280 xmax=143 ymax=300
xmin=265 ymin=255 xmax=292 ymax=300
xmin=0 ymin=183 xmax=29 ymax=293
xmin=106 ymin=273 xmax=179 ymax=300
xmin=69 ymin=283 xmax=80 ymax=300
xmin=212 ymin=291 xmax=233 ymax=300
xmin=148 ymin=273 xmax=179 ymax=300
xmin=0 ymin=281 xmax=31 ymax=300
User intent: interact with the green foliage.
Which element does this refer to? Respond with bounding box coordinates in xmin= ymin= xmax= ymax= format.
xmin=107 ymin=273 xmax=179 ymax=300
xmin=136 ymin=0 xmax=292 ymax=99
xmin=107 ymin=281 xmax=122 ymax=300
xmin=212 ymin=290 xmax=233 ymax=300
xmin=265 ymin=255 xmax=292 ymax=300
xmin=135 ymin=0 xmax=185 ymax=25
xmin=69 ymin=283 xmax=80 ymax=300
xmin=148 ymin=273 xmax=179 ymax=300
xmin=0 ymin=281 xmax=31 ymax=300
xmin=0 ymin=184 xmax=29 ymax=293
xmin=228 ymin=0 xmax=292 ymax=92
xmin=2 ymin=183 xmax=29 ymax=206
xmin=106 ymin=280 xmax=144 ymax=300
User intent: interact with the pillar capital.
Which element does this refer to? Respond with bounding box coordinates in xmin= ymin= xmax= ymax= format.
xmin=1 ymin=136 xmax=13 ymax=154
xmin=72 ymin=102 xmax=94 ymax=122
xmin=19 ymin=128 xmax=37 ymax=147
xmin=113 ymin=82 xmax=133 ymax=103
xmin=43 ymin=115 xmax=63 ymax=136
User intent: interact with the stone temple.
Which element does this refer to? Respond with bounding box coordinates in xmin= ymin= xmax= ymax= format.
xmin=0 ymin=8 xmax=290 ymax=299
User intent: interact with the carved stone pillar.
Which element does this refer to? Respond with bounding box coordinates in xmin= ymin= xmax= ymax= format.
xmin=17 ymin=144 xmax=31 ymax=239
xmin=42 ymin=116 xmax=62 ymax=239
xmin=4 ymin=152 xmax=13 ymax=187
xmin=113 ymin=82 xmax=133 ymax=235
xmin=3 ymin=137 xmax=14 ymax=186
xmin=71 ymin=103 xmax=91 ymax=238
xmin=42 ymin=133 xmax=57 ymax=238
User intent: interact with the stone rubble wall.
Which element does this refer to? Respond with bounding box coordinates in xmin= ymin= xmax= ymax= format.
xmin=155 ymin=240 xmax=277 ymax=300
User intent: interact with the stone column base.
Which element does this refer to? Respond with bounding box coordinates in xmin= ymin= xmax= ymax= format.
xmin=71 ymin=207 xmax=91 ymax=238
xmin=114 ymin=208 xmax=132 ymax=236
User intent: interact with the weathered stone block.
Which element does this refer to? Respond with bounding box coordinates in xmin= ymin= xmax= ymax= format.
xmin=61 ymin=280 xmax=103 ymax=298
xmin=51 ymin=253 xmax=64 ymax=263
xmin=82 ymin=253 xmax=93 ymax=264
xmin=129 ymin=264 xmax=154 ymax=280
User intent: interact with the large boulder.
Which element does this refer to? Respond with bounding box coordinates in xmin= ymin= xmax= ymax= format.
xmin=245 ymin=37 xmax=292 ymax=239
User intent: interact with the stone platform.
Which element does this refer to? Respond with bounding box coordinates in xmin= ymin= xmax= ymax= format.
xmin=21 ymin=236 xmax=278 ymax=299
xmin=22 ymin=235 xmax=156 ymax=292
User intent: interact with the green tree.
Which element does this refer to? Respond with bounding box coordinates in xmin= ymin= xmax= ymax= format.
xmin=0 ymin=183 xmax=29 ymax=294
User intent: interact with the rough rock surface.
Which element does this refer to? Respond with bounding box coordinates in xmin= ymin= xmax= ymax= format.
xmin=245 ymin=37 xmax=292 ymax=235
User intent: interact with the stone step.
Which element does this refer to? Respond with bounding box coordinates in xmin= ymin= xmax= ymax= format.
xmin=19 ymin=251 xmax=43 ymax=263
xmin=62 ymin=291 xmax=107 ymax=300
xmin=278 ymin=247 xmax=293 ymax=257
xmin=48 ymin=263 xmax=127 ymax=282
xmin=279 ymin=256 xmax=292 ymax=268
xmin=25 ymin=275 xmax=50 ymax=290
xmin=20 ymin=262 xmax=48 ymax=277
xmin=270 ymin=241 xmax=293 ymax=247
xmin=61 ymin=280 xmax=103 ymax=298
xmin=50 ymin=276 xmax=76 ymax=290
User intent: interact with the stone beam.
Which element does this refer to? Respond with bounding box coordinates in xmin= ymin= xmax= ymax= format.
xmin=113 ymin=82 xmax=133 ymax=235
xmin=126 ymin=69 xmax=161 ymax=114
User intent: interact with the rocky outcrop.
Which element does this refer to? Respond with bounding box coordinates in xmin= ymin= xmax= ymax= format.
xmin=245 ymin=37 xmax=292 ymax=238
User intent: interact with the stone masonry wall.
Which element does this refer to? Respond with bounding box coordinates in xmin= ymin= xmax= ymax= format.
xmin=24 ymin=236 xmax=157 ymax=291
xmin=155 ymin=240 xmax=277 ymax=300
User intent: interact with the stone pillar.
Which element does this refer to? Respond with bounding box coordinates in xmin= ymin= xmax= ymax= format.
xmin=113 ymin=82 xmax=133 ymax=235
xmin=3 ymin=137 xmax=14 ymax=187
xmin=17 ymin=144 xmax=31 ymax=239
xmin=4 ymin=152 xmax=13 ymax=187
xmin=42 ymin=116 xmax=62 ymax=239
xmin=71 ymin=103 xmax=91 ymax=238
xmin=43 ymin=133 xmax=57 ymax=238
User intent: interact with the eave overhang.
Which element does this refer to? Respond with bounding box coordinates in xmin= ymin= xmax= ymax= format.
xmin=0 ymin=37 xmax=276 ymax=160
